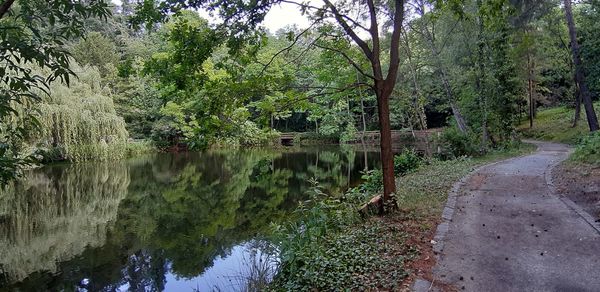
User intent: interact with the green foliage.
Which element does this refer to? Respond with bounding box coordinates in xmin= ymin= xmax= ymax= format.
xmin=571 ymin=132 xmax=600 ymax=165
xmin=71 ymin=32 xmax=119 ymax=76
xmin=125 ymin=140 xmax=155 ymax=157
xmin=292 ymin=132 xmax=339 ymax=146
xmin=579 ymin=0 xmax=600 ymax=98
xmin=438 ymin=127 xmax=480 ymax=158
xmin=358 ymin=169 xmax=383 ymax=193
xmin=30 ymin=64 xmax=129 ymax=161
xmin=0 ymin=0 xmax=110 ymax=184
xmin=394 ymin=149 xmax=423 ymax=176
xmin=519 ymin=103 xmax=600 ymax=144
xmin=270 ymin=180 xmax=408 ymax=291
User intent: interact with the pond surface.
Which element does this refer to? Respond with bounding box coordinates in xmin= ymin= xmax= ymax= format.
xmin=0 ymin=146 xmax=380 ymax=291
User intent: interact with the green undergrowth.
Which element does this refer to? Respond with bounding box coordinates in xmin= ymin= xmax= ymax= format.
xmin=518 ymin=103 xmax=600 ymax=165
xmin=269 ymin=142 xmax=534 ymax=290
xmin=396 ymin=143 xmax=534 ymax=219
xmin=519 ymin=103 xmax=600 ymax=144
xmin=125 ymin=140 xmax=156 ymax=157
xmin=570 ymin=131 xmax=600 ymax=166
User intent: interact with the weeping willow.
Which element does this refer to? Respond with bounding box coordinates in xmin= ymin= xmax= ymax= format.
xmin=23 ymin=63 xmax=129 ymax=161
xmin=0 ymin=162 xmax=130 ymax=284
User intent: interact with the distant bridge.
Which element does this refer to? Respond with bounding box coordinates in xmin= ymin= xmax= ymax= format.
xmin=278 ymin=128 xmax=443 ymax=154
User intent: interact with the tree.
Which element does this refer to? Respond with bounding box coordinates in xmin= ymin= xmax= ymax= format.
xmin=134 ymin=0 xmax=411 ymax=209
xmin=563 ymin=0 xmax=599 ymax=132
xmin=71 ymin=32 xmax=120 ymax=76
xmin=0 ymin=0 xmax=110 ymax=184
xmin=410 ymin=0 xmax=469 ymax=134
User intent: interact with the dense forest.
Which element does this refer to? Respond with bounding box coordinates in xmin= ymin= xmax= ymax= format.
xmin=1 ymin=0 xmax=600 ymax=196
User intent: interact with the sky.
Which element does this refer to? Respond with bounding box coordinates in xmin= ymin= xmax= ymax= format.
xmin=111 ymin=0 xmax=310 ymax=34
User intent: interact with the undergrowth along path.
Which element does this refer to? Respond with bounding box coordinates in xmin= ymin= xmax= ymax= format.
xmin=429 ymin=141 xmax=600 ymax=291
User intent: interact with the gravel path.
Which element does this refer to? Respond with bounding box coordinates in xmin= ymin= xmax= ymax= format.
xmin=428 ymin=141 xmax=600 ymax=291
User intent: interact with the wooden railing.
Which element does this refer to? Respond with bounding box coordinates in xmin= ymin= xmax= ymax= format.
xmin=277 ymin=129 xmax=443 ymax=154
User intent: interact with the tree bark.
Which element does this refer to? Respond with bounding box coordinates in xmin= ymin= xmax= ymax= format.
xmin=376 ymin=83 xmax=396 ymax=207
xmin=563 ymin=0 xmax=599 ymax=132
xmin=572 ymin=81 xmax=581 ymax=127
xmin=0 ymin=0 xmax=15 ymax=19
xmin=356 ymin=70 xmax=368 ymax=143
xmin=322 ymin=0 xmax=403 ymax=208
xmin=527 ymin=48 xmax=535 ymax=128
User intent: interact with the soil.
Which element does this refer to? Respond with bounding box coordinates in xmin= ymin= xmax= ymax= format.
xmin=553 ymin=162 xmax=600 ymax=221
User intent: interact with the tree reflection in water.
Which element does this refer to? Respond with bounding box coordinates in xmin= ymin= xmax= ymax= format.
xmin=0 ymin=146 xmax=379 ymax=291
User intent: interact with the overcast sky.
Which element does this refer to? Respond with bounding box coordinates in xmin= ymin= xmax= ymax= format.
xmin=111 ymin=0 xmax=310 ymax=33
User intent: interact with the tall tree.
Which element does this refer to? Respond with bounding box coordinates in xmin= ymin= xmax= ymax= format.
xmin=134 ymin=0 xmax=414 ymax=209
xmin=411 ymin=0 xmax=469 ymax=134
xmin=0 ymin=0 xmax=110 ymax=184
xmin=563 ymin=0 xmax=599 ymax=131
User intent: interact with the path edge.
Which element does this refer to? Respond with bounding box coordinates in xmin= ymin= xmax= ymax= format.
xmin=544 ymin=149 xmax=600 ymax=234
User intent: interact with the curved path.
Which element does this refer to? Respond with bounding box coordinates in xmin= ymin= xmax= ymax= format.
xmin=429 ymin=141 xmax=600 ymax=291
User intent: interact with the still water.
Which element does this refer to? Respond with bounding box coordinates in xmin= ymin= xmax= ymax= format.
xmin=0 ymin=146 xmax=380 ymax=291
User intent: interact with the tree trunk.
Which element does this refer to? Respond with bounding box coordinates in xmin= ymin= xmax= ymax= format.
xmin=563 ymin=0 xmax=599 ymax=132
xmin=356 ymin=70 xmax=368 ymax=144
xmin=418 ymin=6 xmax=469 ymax=133
xmin=403 ymin=32 xmax=428 ymax=130
xmin=572 ymin=80 xmax=582 ymax=127
xmin=0 ymin=0 xmax=15 ymax=19
xmin=527 ymin=50 xmax=534 ymax=128
xmin=376 ymin=86 xmax=396 ymax=208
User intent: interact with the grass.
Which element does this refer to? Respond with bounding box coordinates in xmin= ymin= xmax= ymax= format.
xmin=518 ymin=102 xmax=600 ymax=144
xmin=517 ymin=102 xmax=600 ymax=166
xmin=395 ymin=145 xmax=534 ymax=220
xmin=270 ymin=142 xmax=535 ymax=291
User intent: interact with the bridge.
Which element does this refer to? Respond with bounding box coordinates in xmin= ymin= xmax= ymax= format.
xmin=278 ymin=128 xmax=443 ymax=154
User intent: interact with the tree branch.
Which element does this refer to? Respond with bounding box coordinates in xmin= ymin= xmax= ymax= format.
xmin=321 ymin=0 xmax=374 ymax=61
xmin=313 ymin=43 xmax=375 ymax=80
xmin=279 ymin=0 xmax=370 ymax=33
xmin=386 ymin=0 xmax=405 ymax=84
xmin=0 ymin=0 xmax=15 ymax=19
xmin=259 ymin=21 xmax=318 ymax=75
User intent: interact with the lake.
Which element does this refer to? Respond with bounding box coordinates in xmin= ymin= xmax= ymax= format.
xmin=0 ymin=146 xmax=380 ymax=291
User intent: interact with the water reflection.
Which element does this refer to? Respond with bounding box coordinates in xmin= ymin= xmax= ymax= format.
xmin=0 ymin=147 xmax=379 ymax=291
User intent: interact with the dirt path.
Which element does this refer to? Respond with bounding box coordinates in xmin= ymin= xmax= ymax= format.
xmin=425 ymin=141 xmax=600 ymax=291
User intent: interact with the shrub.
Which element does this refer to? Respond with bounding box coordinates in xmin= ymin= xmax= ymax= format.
xmin=358 ymin=169 xmax=383 ymax=193
xmin=150 ymin=118 xmax=182 ymax=150
xmin=438 ymin=127 xmax=479 ymax=159
xmin=125 ymin=140 xmax=155 ymax=157
xmin=571 ymin=132 xmax=600 ymax=165
xmin=394 ymin=149 xmax=422 ymax=176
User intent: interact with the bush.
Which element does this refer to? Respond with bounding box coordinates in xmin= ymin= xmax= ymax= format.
xmin=294 ymin=132 xmax=339 ymax=145
xmin=125 ymin=140 xmax=155 ymax=157
xmin=438 ymin=127 xmax=479 ymax=159
xmin=394 ymin=149 xmax=422 ymax=176
xmin=358 ymin=169 xmax=383 ymax=193
xmin=150 ymin=118 xmax=182 ymax=150
xmin=571 ymin=132 xmax=600 ymax=165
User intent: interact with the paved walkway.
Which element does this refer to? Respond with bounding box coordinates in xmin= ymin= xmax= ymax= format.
xmin=430 ymin=141 xmax=600 ymax=291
